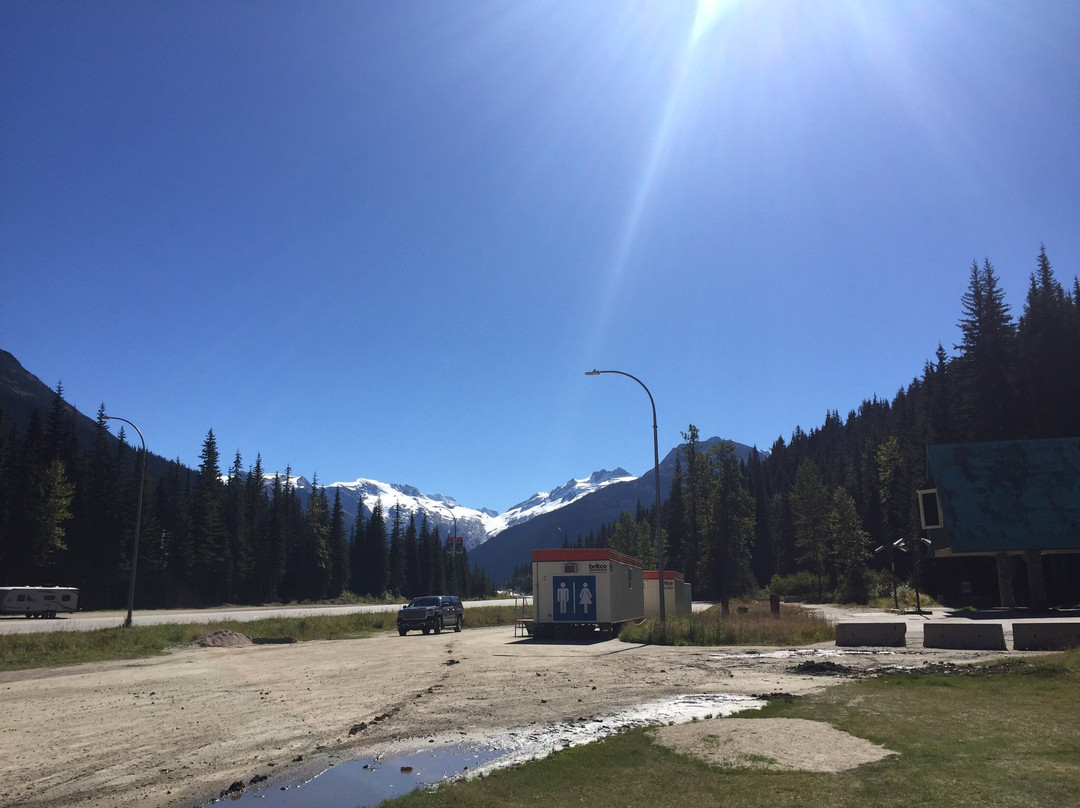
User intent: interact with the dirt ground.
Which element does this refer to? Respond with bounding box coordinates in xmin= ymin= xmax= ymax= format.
xmin=0 ymin=624 xmax=1019 ymax=808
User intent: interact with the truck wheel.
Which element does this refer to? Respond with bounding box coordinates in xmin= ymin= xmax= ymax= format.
xmin=422 ymin=628 xmax=430 ymax=635
xmin=454 ymin=616 xmax=462 ymax=632
xmin=434 ymin=618 xmax=443 ymax=635
xmin=398 ymin=628 xmax=408 ymax=636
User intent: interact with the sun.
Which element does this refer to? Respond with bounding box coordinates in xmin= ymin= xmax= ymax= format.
xmin=690 ymin=0 xmax=738 ymax=47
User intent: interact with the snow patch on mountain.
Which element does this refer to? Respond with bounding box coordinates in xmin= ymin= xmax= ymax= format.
xmin=264 ymin=468 xmax=637 ymax=551
xmin=486 ymin=468 xmax=637 ymax=536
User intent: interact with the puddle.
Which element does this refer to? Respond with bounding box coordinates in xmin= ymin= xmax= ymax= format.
xmin=218 ymin=742 xmax=503 ymax=807
xmin=211 ymin=693 xmax=764 ymax=807
xmin=708 ymin=648 xmax=896 ymax=661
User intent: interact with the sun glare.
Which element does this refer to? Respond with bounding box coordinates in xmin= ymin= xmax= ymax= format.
xmin=690 ymin=0 xmax=736 ymax=47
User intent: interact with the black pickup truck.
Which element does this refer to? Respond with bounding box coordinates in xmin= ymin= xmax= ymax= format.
xmin=397 ymin=595 xmax=464 ymax=635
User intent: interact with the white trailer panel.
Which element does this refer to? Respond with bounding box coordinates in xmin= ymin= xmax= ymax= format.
xmin=644 ymin=570 xmax=692 ymax=618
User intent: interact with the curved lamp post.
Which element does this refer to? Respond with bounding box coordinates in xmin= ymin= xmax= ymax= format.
xmin=104 ymin=415 xmax=146 ymax=628
xmin=440 ymin=504 xmax=459 ymax=553
xmin=585 ymin=369 xmax=666 ymax=624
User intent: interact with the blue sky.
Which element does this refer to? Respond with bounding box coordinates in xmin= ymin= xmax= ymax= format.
xmin=3 ymin=1 xmax=1079 ymax=513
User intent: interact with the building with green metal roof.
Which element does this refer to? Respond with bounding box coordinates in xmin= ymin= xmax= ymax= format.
xmin=924 ymin=437 xmax=1080 ymax=609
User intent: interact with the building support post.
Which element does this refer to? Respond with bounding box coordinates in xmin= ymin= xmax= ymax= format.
xmin=995 ymin=552 xmax=1015 ymax=609
xmin=1024 ymin=549 xmax=1048 ymax=612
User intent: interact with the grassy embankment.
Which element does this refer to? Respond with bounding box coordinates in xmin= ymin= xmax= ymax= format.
xmin=0 ymin=599 xmax=830 ymax=670
xmin=0 ymin=603 xmax=523 ymax=671
xmin=388 ymin=648 xmax=1080 ymax=808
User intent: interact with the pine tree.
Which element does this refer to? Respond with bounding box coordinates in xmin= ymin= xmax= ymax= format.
xmin=663 ymin=457 xmax=686 ymax=575
xmin=349 ymin=492 xmax=367 ymax=595
xmin=223 ymin=451 xmax=250 ymax=602
xmin=71 ymin=407 xmax=124 ymax=608
xmin=365 ymin=500 xmax=388 ymax=597
xmin=244 ymin=455 xmax=270 ymax=603
xmin=954 ymin=258 xmax=1017 ymax=440
xmin=829 ymin=488 xmax=870 ymax=602
xmin=33 ymin=458 xmax=74 ymax=567
xmin=387 ymin=503 xmax=406 ymax=595
xmin=403 ymin=513 xmax=420 ymax=597
xmin=1018 ymin=246 xmax=1080 ymax=437
xmin=790 ymin=458 xmax=832 ymax=599
xmin=678 ymin=425 xmax=707 ymax=585
xmin=417 ymin=514 xmax=435 ymax=595
xmin=301 ymin=480 xmax=331 ymax=600
xmin=158 ymin=459 xmax=194 ymax=607
xmin=190 ymin=430 xmax=227 ymax=605
xmin=328 ymin=488 xmax=348 ymax=597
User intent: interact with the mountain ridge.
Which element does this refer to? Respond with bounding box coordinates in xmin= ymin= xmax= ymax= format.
xmin=1 ymin=349 xmax=763 ymax=582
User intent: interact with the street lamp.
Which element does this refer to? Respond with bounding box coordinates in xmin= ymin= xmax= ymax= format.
xmin=585 ymin=369 xmax=666 ymax=624
xmin=874 ymin=537 xmax=932 ymax=614
xmin=440 ymin=504 xmax=459 ymax=553
xmin=104 ymin=415 xmax=146 ymax=629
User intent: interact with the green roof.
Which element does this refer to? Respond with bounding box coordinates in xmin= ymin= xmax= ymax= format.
xmin=926 ymin=438 xmax=1080 ymax=553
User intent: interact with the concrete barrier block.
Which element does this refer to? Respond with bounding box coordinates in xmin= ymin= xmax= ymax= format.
xmin=924 ymin=622 xmax=1006 ymax=650
xmin=1013 ymin=622 xmax=1080 ymax=651
xmin=835 ymin=621 xmax=906 ymax=647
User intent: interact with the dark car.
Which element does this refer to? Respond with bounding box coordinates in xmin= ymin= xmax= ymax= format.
xmin=397 ymin=595 xmax=464 ymax=635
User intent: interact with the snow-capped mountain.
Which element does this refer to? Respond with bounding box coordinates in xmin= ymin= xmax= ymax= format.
xmin=275 ymin=468 xmax=638 ymax=551
xmin=485 ymin=469 xmax=637 ymax=535
xmin=282 ymin=475 xmax=499 ymax=551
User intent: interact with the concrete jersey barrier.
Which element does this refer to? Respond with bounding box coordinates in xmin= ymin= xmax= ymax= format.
xmin=923 ymin=622 xmax=1007 ymax=650
xmin=835 ymin=621 xmax=907 ymax=647
xmin=1013 ymin=621 xmax=1080 ymax=651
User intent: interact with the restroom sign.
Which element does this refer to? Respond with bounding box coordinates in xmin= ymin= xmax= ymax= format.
xmin=552 ymin=575 xmax=596 ymax=622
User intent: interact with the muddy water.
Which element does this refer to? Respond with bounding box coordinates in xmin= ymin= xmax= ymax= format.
xmin=218 ymin=693 xmax=765 ymax=807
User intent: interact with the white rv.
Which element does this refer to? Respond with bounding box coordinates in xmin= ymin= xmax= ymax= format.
xmin=0 ymin=586 xmax=79 ymax=618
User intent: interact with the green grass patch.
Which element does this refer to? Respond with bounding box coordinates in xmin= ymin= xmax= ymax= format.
xmin=0 ymin=604 xmax=521 ymax=671
xmin=387 ymin=649 xmax=1080 ymax=808
xmin=620 ymin=600 xmax=834 ymax=646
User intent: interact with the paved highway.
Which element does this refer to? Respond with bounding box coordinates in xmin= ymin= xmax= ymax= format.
xmin=0 ymin=597 xmax=529 ymax=635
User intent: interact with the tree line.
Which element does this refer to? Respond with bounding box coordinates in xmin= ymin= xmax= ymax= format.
xmin=3 ymin=247 xmax=1077 ymax=609
xmin=535 ymin=247 xmax=1080 ymax=605
xmin=0 ymin=400 xmax=493 ymax=609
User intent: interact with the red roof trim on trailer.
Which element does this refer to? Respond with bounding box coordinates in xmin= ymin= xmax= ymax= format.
xmin=642 ymin=570 xmax=683 ymax=580
xmin=531 ymin=548 xmax=643 ymax=568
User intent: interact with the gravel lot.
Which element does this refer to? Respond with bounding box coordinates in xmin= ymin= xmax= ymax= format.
xmin=0 ymin=620 xmax=1020 ymax=808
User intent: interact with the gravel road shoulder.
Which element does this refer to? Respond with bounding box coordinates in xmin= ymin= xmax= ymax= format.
xmin=0 ymin=625 xmax=1020 ymax=808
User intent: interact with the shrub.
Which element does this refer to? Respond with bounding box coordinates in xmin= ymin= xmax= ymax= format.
xmin=767 ymin=570 xmax=825 ymax=600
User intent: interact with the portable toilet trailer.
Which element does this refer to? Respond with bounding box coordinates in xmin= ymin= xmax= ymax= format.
xmin=531 ymin=549 xmax=644 ymax=638
xmin=643 ymin=570 xmax=692 ymax=618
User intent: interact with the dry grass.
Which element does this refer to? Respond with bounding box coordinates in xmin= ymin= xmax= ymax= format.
xmin=620 ymin=600 xmax=835 ymax=646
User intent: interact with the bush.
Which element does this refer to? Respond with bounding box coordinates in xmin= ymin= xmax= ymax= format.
xmin=767 ymin=570 xmax=827 ymax=600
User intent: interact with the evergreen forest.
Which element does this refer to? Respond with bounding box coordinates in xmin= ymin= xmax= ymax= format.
xmin=521 ymin=247 xmax=1080 ymax=607
xmin=2 ymin=248 xmax=1079 ymax=610
xmin=0 ymin=404 xmax=493 ymax=610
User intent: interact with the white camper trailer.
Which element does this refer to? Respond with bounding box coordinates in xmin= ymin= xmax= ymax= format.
xmin=530 ymin=549 xmax=644 ymax=638
xmin=0 ymin=586 xmax=79 ymax=618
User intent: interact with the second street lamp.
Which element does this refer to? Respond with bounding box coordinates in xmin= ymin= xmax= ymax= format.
xmin=585 ymin=369 xmax=666 ymax=624
xmin=103 ymin=415 xmax=146 ymax=629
